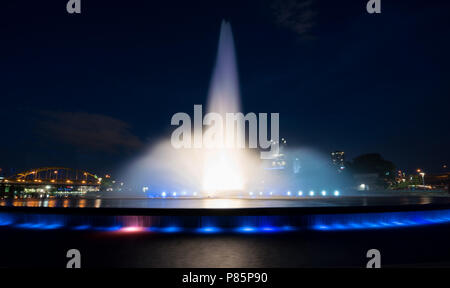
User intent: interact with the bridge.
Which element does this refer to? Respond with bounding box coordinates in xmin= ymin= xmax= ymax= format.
xmin=0 ymin=167 xmax=101 ymax=186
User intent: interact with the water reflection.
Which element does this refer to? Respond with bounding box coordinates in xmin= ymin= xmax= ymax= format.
xmin=419 ymin=197 xmax=433 ymax=205
xmin=63 ymin=199 xmax=70 ymax=208
xmin=13 ymin=201 xmax=25 ymax=207
xmin=201 ymin=199 xmax=247 ymax=209
xmin=26 ymin=200 xmax=41 ymax=207
xmin=48 ymin=200 xmax=57 ymax=208
xmin=1 ymin=195 xmax=450 ymax=209
xmin=78 ymin=199 xmax=86 ymax=208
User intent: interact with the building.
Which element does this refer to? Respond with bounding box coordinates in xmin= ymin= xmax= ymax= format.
xmin=331 ymin=151 xmax=345 ymax=171
xmin=262 ymin=138 xmax=288 ymax=171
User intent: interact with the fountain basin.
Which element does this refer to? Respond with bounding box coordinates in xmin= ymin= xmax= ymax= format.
xmin=2 ymin=195 xmax=450 ymax=233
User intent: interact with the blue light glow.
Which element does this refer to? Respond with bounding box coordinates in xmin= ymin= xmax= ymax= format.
xmin=236 ymin=226 xmax=256 ymax=233
xmin=73 ymin=225 xmax=91 ymax=230
xmin=311 ymin=209 xmax=450 ymax=231
xmin=95 ymin=225 xmax=122 ymax=231
xmin=0 ymin=214 xmax=14 ymax=226
xmin=282 ymin=226 xmax=297 ymax=231
xmin=197 ymin=226 xmax=221 ymax=233
xmin=15 ymin=222 xmax=63 ymax=230
xmin=160 ymin=226 xmax=182 ymax=233
xmin=43 ymin=223 xmax=63 ymax=229
xmin=3 ymin=208 xmax=450 ymax=234
xmin=261 ymin=226 xmax=276 ymax=231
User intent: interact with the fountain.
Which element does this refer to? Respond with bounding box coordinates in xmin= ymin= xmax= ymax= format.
xmin=120 ymin=20 xmax=348 ymax=199
xmin=202 ymin=20 xmax=246 ymax=193
xmin=121 ymin=20 xmax=263 ymax=197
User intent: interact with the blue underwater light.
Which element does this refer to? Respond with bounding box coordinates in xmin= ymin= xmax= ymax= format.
xmin=311 ymin=210 xmax=450 ymax=231
xmin=2 ymin=209 xmax=450 ymax=234
xmin=15 ymin=222 xmax=63 ymax=230
xmin=160 ymin=226 xmax=183 ymax=233
xmin=197 ymin=226 xmax=222 ymax=233
xmin=73 ymin=225 xmax=91 ymax=230
xmin=236 ymin=226 xmax=257 ymax=233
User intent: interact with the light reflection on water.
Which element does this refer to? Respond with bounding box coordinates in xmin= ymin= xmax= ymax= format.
xmin=200 ymin=199 xmax=246 ymax=209
xmin=0 ymin=195 xmax=449 ymax=209
xmin=63 ymin=199 xmax=70 ymax=208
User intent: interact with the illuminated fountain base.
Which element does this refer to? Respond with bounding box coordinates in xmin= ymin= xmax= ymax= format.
xmin=198 ymin=190 xmax=254 ymax=198
xmin=131 ymin=187 xmax=342 ymax=199
xmin=3 ymin=202 xmax=450 ymax=234
xmin=2 ymin=194 xmax=450 ymax=234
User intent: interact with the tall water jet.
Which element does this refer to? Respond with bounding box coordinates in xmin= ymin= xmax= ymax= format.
xmin=121 ymin=20 xmax=251 ymax=196
xmin=119 ymin=20 xmax=349 ymax=198
xmin=202 ymin=20 xmax=246 ymax=193
xmin=207 ymin=21 xmax=241 ymax=115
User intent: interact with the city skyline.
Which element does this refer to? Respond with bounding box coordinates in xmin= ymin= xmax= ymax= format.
xmin=1 ymin=0 xmax=449 ymax=174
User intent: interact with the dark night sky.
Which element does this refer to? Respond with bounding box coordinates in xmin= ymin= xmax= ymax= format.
xmin=0 ymin=0 xmax=449 ymax=175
